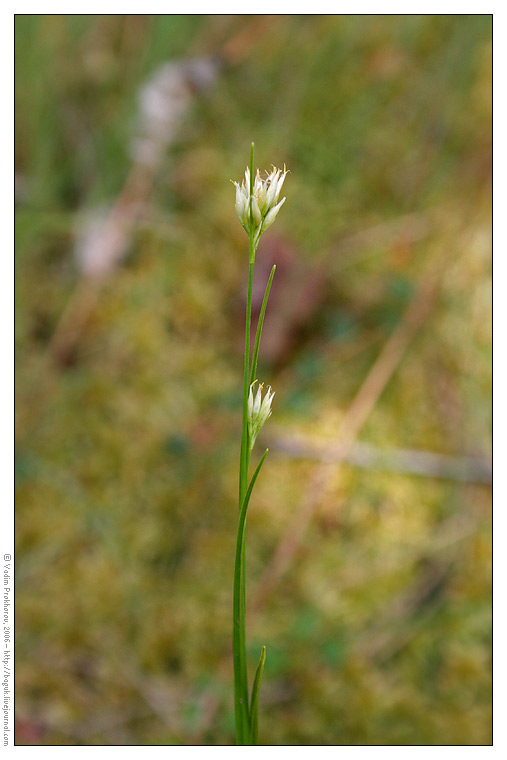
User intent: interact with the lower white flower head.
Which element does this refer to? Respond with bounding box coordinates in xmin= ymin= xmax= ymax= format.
xmin=248 ymin=381 xmax=275 ymax=451
xmin=233 ymin=165 xmax=288 ymax=246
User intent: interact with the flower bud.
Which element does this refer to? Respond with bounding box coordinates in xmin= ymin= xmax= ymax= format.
xmin=247 ymin=381 xmax=275 ymax=451
xmin=233 ymin=164 xmax=288 ymax=247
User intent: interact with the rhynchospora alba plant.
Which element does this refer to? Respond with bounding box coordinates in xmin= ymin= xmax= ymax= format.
xmin=232 ymin=144 xmax=288 ymax=745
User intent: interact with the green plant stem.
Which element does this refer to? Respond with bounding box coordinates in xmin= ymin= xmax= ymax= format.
xmin=239 ymin=261 xmax=253 ymax=743
xmin=239 ymin=260 xmax=254 ymax=506
xmin=234 ymin=143 xmax=256 ymax=745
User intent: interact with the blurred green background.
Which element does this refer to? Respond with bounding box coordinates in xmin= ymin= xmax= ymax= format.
xmin=15 ymin=15 xmax=491 ymax=746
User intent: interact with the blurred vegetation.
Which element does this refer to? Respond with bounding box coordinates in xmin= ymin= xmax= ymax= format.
xmin=15 ymin=15 xmax=491 ymax=745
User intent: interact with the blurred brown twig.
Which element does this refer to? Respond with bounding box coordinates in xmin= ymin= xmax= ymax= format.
xmin=270 ymin=433 xmax=492 ymax=484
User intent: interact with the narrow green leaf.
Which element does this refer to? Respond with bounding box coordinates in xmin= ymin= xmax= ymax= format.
xmin=233 ymin=449 xmax=268 ymax=744
xmin=249 ymin=645 xmax=266 ymax=745
xmin=239 ymin=532 xmax=249 ymax=742
xmin=250 ymin=265 xmax=276 ymax=386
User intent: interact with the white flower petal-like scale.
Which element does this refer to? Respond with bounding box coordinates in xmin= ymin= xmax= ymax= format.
xmin=232 ymin=163 xmax=288 ymax=243
xmin=263 ymin=197 xmax=286 ymax=230
xmin=247 ymin=381 xmax=275 ymax=451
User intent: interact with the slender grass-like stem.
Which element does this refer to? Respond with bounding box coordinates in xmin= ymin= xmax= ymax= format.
xmin=235 ymin=261 xmax=253 ymax=744
xmin=232 ymin=143 xmax=286 ymax=745
xmin=234 ymin=144 xmax=256 ymax=745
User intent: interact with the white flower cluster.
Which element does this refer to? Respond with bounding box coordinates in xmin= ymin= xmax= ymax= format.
xmin=233 ymin=166 xmax=288 ymax=244
xmin=247 ymin=381 xmax=275 ymax=451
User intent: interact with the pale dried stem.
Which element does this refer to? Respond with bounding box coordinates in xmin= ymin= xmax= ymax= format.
xmin=271 ymin=435 xmax=491 ymax=483
xmin=48 ymin=165 xmax=152 ymax=365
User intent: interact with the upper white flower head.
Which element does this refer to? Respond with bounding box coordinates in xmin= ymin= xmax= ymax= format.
xmin=233 ymin=165 xmax=288 ymax=245
xmin=247 ymin=381 xmax=275 ymax=450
